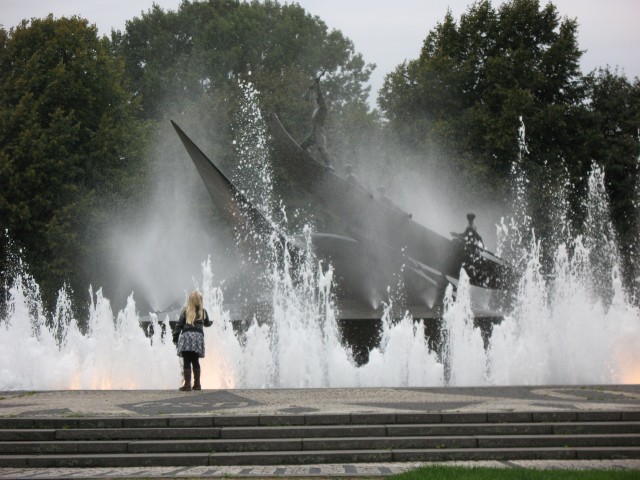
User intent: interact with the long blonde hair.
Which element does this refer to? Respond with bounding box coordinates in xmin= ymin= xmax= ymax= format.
xmin=185 ymin=291 xmax=204 ymax=326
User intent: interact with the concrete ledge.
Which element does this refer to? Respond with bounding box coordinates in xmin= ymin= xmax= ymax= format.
xmin=578 ymin=412 xmax=622 ymax=422
xmin=24 ymin=453 xmax=210 ymax=468
xmin=0 ymin=440 xmax=128 ymax=454
xmin=1 ymin=418 xmax=124 ymax=429
xmin=213 ymin=415 xmax=260 ymax=426
xmin=487 ymin=412 xmax=532 ymax=423
xmin=128 ymin=438 xmax=303 ymax=453
xmin=305 ymin=414 xmax=351 ymax=425
xmin=4 ymin=447 xmax=639 ymax=467
xmin=4 ymin=410 xmax=639 ymax=429
xmin=209 ymin=449 xmax=393 ymax=466
xmin=0 ymin=418 xmax=102 ymax=429
xmin=396 ymin=413 xmax=441 ymax=424
xmin=350 ymin=413 xmax=396 ymax=424
xmin=392 ymin=447 xmax=578 ymax=462
xmin=0 ymin=419 xmax=36 ymax=429
xmin=259 ymin=415 xmax=305 ymax=426
xmin=168 ymin=417 xmax=214 ymax=428
xmin=575 ymin=447 xmax=640 ymax=459
xmin=553 ymin=422 xmax=640 ymax=435
xmin=386 ymin=423 xmax=554 ymax=436
xmin=477 ymin=434 xmax=640 ymax=448
xmin=303 ymin=436 xmax=477 ymax=451
xmin=533 ymin=412 xmax=578 ymax=422
xmin=0 ymin=430 xmax=55 ymax=441
xmin=122 ymin=417 xmax=168 ymax=428
xmin=441 ymin=413 xmax=487 ymax=423
xmin=55 ymin=428 xmax=221 ymax=440
xmin=220 ymin=425 xmax=387 ymax=439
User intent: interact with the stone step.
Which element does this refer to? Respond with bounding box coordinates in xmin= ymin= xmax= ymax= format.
xmin=0 ymin=427 xmax=220 ymax=441
xmin=131 ymin=436 xmax=478 ymax=452
xmin=1 ymin=411 xmax=638 ymax=430
xmin=386 ymin=421 xmax=640 ymax=437
xmin=1 ymin=433 xmax=638 ymax=455
xmin=475 ymin=433 xmax=640 ymax=448
xmin=219 ymin=425 xmax=388 ymax=439
xmin=2 ymin=421 xmax=638 ymax=442
xmin=391 ymin=446 xmax=640 ymax=463
xmin=304 ymin=434 xmax=640 ymax=450
xmin=0 ymin=440 xmax=130 ymax=454
xmin=1 ymin=412 xmax=638 ymax=467
xmin=2 ymin=446 xmax=640 ymax=468
xmin=219 ymin=421 xmax=640 ymax=439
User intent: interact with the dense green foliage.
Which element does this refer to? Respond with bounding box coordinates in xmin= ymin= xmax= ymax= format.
xmin=0 ymin=15 xmax=152 ymax=307
xmin=1 ymin=0 xmax=639 ymax=309
xmin=582 ymin=68 xmax=640 ymax=267
xmin=379 ymin=0 xmax=640 ymax=279
xmin=110 ymin=0 xmax=375 ymax=141
xmin=380 ymin=0 xmax=586 ymax=193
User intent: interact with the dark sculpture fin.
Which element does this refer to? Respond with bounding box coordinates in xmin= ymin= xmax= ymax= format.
xmin=171 ymin=120 xmax=279 ymax=241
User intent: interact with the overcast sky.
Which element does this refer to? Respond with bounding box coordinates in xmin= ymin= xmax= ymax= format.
xmin=3 ymin=0 xmax=639 ymax=106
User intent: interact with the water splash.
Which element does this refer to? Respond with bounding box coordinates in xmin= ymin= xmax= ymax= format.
xmin=441 ymin=271 xmax=487 ymax=386
xmin=0 ymin=270 xmax=177 ymax=390
xmin=231 ymin=77 xmax=274 ymax=219
xmin=496 ymin=116 xmax=532 ymax=271
xmin=1 ymin=103 xmax=639 ymax=390
xmin=487 ymin=164 xmax=640 ymax=385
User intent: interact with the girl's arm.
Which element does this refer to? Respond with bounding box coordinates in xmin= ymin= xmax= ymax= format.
xmin=172 ymin=310 xmax=186 ymax=343
xmin=203 ymin=309 xmax=213 ymax=327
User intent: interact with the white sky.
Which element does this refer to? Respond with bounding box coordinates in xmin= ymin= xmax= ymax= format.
xmin=3 ymin=0 xmax=639 ymax=106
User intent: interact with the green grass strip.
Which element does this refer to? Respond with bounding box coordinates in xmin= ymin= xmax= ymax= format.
xmin=389 ymin=465 xmax=639 ymax=480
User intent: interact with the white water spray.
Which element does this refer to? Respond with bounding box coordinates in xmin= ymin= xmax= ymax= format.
xmin=1 ymin=102 xmax=639 ymax=390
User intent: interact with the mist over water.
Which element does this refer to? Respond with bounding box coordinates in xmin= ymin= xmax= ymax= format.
xmin=1 ymin=88 xmax=639 ymax=390
xmin=105 ymin=118 xmax=234 ymax=313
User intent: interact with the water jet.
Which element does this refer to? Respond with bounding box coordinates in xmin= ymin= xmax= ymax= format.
xmin=1 ymin=83 xmax=638 ymax=390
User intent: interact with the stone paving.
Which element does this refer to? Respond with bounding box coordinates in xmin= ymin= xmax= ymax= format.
xmin=1 ymin=385 xmax=639 ymax=478
xmin=2 ymin=460 xmax=640 ymax=478
xmin=2 ymin=385 xmax=640 ymax=418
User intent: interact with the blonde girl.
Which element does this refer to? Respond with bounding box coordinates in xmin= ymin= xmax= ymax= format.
xmin=172 ymin=291 xmax=212 ymax=390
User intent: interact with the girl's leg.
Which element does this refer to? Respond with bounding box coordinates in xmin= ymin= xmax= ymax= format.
xmin=179 ymin=352 xmax=195 ymax=391
xmin=192 ymin=356 xmax=202 ymax=390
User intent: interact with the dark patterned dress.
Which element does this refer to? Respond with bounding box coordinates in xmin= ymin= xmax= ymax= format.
xmin=177 ymin=330 xmax=206 ymax=358
xmin=172 ymin=309 xmax=212 ymax=358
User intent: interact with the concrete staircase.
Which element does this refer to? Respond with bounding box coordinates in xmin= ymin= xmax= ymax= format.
xmin=1 ymin=411 xmax=639 ymax=467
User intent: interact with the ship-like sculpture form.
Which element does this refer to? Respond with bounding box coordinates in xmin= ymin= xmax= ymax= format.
xmin=171 ymin=117 xmax=514 ymax=322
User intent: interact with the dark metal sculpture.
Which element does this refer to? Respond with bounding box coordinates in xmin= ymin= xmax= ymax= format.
xmin=299 ymin=73 xmax=332 ymax=167
xmin=171 ymin=118 xmax=514 ymax=321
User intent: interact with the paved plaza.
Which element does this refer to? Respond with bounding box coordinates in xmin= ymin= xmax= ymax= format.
xmin=2 ymin=385 xmax=640 ymax=418
xmin=1 ymin=384 xmax=639 ymax=478
xmin=2 ymin=459 xmax=640 ymax=479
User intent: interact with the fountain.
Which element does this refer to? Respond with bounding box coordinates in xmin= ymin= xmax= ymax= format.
xmin=0 ymin=82 xmax=639 ymax=390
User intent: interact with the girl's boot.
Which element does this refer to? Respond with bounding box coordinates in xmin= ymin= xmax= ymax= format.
xmin=179 ymin=367 xmax=192 ymax=391
xmin=193 ymin=367 xmax=201 ymax=390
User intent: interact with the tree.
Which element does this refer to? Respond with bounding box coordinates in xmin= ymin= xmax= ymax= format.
xmin=111 ymin=0 xmax=376 ymax=149
xmin=0 ymin=15 xmax=152 ymax=308
xmin=379 ymin=0 xmax=585 ymax=197
xmin=583 ymin=68 xmax=640 ymax=282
